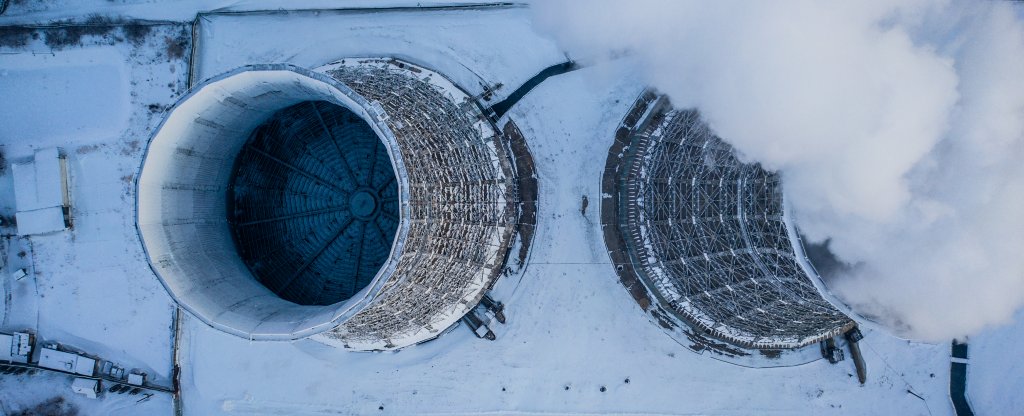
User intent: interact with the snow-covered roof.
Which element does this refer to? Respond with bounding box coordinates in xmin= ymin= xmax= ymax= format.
xmin=127 ymin=373 xmax=145 ymax=386
xmin=71 ymin=377 xmax=99 ymax=397
xmin=12 ymin=147 xmax=69 ymax=235
xmin=0 ymin=333 xmax=13 ymax=361
xmin=13 ymin=147 xmax=65 ymax=211
xmin=0 ymin=332 xmax=32 ymax=363
xmin=38 ymin=348 xmax=95 ymax=376
xmin=15 ymin=207 xmax=67 ymax=236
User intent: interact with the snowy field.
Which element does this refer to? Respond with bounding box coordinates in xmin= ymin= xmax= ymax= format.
xmin=0 ymin=366 xmax=171 ymax=415
xmin=0 ymin=1 xmax=1021 ymax=415
xmin=1 ymin=16 xmax=189 ymax=414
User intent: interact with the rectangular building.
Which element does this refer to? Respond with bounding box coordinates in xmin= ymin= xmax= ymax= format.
xmin=0 ymin=332 xmax=33 ymax=363
xmin=38 ymin=347 xmax=96 ymax=376
xmin=12 ymin=147 xmax=71 ymax=235
xmin=71 ymin=377 xmax=99 ymax=399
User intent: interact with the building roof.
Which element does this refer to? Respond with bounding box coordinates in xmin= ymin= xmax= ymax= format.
xmin=38 ymin=348 xmax=95 ymax=376
xmin=12 ymin=147 xmax=68 ymax=235
xmin=127 ymin=372 xmax=145 ymax=385
xmin=15 ymin=207 xmax=67 ymax=236
xmin=71 ymin=377 xmax=99 ymax=397
xmin=13 ymin=147 xmax=64 ymax=211
xmin=0 ymin=332 xmax=31 ymax=363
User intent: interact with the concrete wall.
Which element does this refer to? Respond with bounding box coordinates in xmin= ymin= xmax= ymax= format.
xmin=137 ymin=64 xmax=403 ymax=340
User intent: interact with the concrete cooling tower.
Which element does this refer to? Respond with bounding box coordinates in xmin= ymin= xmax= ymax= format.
xmin=137 ymin=59 xmax=520 ymax=350
xmin=604 ymin=92 xmax=855 ymax=350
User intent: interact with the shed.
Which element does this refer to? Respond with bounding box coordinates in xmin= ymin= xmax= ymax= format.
xmin=71 ymin=377 xmax=99 ymax=399
xmin=12 ymin=147 xmax=71 ymax=235
xmin=127 ymin=372 xmax=145 ymax=386
xmin=0 ymin=332 xmax=32 ymax=363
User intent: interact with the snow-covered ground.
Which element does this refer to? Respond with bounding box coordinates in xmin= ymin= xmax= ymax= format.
xmin=0 ymin=367 xmax=172 ymax=415
xmin=1 ymin=19 xmax=189 ymax=409
xmin=191 ymin=6 xmax=564 ymax=103
xmin=970 ymin=308 xmax=1024 ymax=415
xmin=1 ymin=2 xmax=1021 ymax=415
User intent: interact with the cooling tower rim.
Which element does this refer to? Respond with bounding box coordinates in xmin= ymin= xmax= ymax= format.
xmin=135 ymin=63 xmax=412 ymax=340
xmin=784 ymin=194 xmax=876 ymax=330
xmin=311 ymin=56 xmax=505 ymax=303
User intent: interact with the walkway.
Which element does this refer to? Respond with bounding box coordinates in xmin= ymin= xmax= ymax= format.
xmin=489 ymin=61 xmax=578 ymax=119
xmin=950 ymin=340 xmax=974 ymax=416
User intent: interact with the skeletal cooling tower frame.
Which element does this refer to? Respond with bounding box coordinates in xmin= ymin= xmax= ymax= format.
xmin=137 ymin=59 xmax=519 ymax=350
xmin=603 ymin=92 xmax=855 ymax=351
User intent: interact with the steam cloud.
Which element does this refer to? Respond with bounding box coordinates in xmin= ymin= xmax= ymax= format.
xmin=530 ymin=0 xmax=1024 ymax=341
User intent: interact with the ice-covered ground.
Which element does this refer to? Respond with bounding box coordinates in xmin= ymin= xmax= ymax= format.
xmin=0 ymin=49 xmax=128 ymax=142
xmin=1 ymin=2 xmax=1020 ymax=415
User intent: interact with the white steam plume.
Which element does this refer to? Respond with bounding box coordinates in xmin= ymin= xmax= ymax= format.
xmin=530 ymin=0 xmax=1024 ymax=341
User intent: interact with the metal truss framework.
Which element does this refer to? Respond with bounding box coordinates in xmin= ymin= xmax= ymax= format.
xmin=622 ymin=108 xmax=854 ymax=349
xmin=138 ymin=61 xmax=523 ymax=348
xmin=317 ymin=60 xmax=518 ymax=349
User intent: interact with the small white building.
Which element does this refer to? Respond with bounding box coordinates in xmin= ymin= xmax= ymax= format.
xmin=38 ymin=347 xmax=96 ymax=376
xmin=0 ymin=332 xmax=33 ymax=363
xmin=127 ymin=372 xmax=145 ymax=386
xmin=71 ymin=377 xmax=99 ymax=399
xmin=12 ymin=147 xmax=71 ymax=236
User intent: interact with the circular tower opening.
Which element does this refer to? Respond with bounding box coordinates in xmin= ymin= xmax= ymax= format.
xmin=229 ymin=101 xmax=398 ymax=306
xmin=137 ymin=65 xmax=405 ymax=340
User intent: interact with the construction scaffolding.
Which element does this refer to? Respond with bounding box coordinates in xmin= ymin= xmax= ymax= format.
xmin=619 ymin=107 xmax=854 ymax=349
xmin=318 ymin=60 xmax=517 ymax=349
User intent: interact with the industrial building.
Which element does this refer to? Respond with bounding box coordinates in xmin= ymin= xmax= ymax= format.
xmin=0 ymin=332 xmax=32 ymax=363
xmin=38 ymin=346 xmax=97 ymax=377
xmin=136 ymin=59 xmax=521 ymax=350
